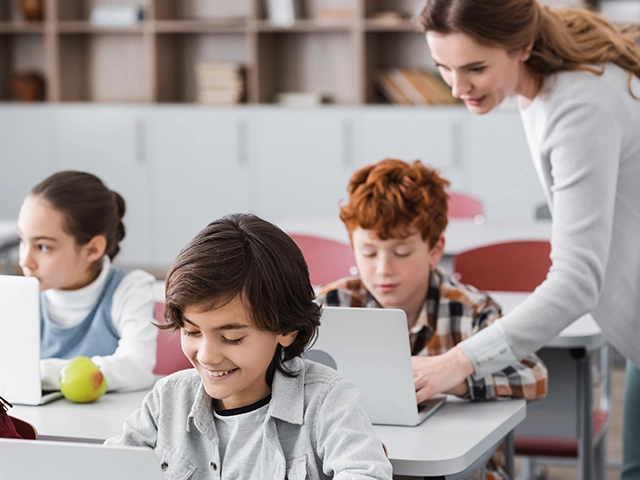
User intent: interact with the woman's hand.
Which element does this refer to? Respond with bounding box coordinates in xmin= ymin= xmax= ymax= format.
xmin=412 ymin=347 xmax=475 ymax=403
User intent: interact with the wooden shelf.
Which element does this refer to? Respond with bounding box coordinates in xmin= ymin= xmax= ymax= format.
xmin=57 ymin=22 xmax=145 ymax=34
xmin=0 ymin=0 xmax=447 ymax=104
xmin=256 ymin=19 xmax=352 ymax=32
xmin=364 ymin=19 xmax=419 ymax=32
xmin=154 ymin=20 xmax=248 ymax=33
xmin=0 ymin=22 xmax=46 ymax=34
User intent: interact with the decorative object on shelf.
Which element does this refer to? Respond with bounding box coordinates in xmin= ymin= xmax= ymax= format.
xmin=195 ymin=63 xmax=245 ymax=105
xmin=275 ymin=91 xmax=323 ymax=106
xmin=19 ymin=0 xmax=44 ymax=22
xmin=90 ymin=4 xmax=143 ymax=27
xmin=10 ymin=71 xmax=45 ymax=102
xmin=376 ymin=69 xmax=457 ymax=106
xmin=370 ymin=11 xmax=405 ymax=23
xmin=265 ymin=0 xmax=304 ymax=26
xmin=316 ymin=9 xmax=353 ymax=21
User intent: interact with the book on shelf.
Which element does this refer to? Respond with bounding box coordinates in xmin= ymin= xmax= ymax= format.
xmin=195 ymin=62 xmax=245 ymax=106
xmin=90 ymin=5 xmax=143 ymax=27
xmin=265 ymin=0 xmax=304 ymax=26
xmin=376 ymin=69 xmax=457 ymax=106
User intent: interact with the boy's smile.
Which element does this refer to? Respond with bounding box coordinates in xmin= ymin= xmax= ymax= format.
xmin=181 ymin=295 xmax=297 ymax=410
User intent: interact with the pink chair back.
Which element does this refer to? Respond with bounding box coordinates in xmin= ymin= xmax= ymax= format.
xmin=452 ymin=241 xmax=552 ymax=292
xmin=289 ymin=234 xmax=357 ymax=286
xmin=448 ymin=191 xmax=484 ymax=220
xmin=153 ymin=302 xmax=193 ymax=375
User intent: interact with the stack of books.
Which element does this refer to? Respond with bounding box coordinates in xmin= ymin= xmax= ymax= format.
xmin=195 ymin=62 xmax=244 ymax=105
xmin=376 ymin=68 xmax=458 ymax=106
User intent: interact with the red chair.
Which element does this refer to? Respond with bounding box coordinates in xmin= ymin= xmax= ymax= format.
xmin=289 ymin=234 xmax=357 ymax=287
xmin=452 ymin=240 xmax=610 ymax=478
xmin=153 ymin=302 xmax=193 ymax=375
xmin=452 ymin=240 xmax=551 ymax=292
xmin=448 ymin=191 xmax=485 ymax=221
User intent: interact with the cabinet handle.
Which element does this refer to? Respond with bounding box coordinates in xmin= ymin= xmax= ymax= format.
xmin=237 ymin=118 xmax=248 ymax=166
xmin=451 ymin=120 xmax=462 ymax=169
xmin=342 ymin=119 xmax=354 ymax=167
xmin=135 ymin=118 xmax=146 ymax=165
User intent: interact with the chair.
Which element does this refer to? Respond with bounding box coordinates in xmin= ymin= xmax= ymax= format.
xmin=288 ymin=234 xmax=357 ymax=287
xmin=452 ymin=241 xmax=551 ymax=292
xmin=9 ymin=416 xmax=37 ymax=440
xmin=452 ymin=240 xmax=610 ymax=480
xmin=448 ymin=191 xmax=485 ymax=223
xmin=152 ymin=302 xmax=193 ymax=375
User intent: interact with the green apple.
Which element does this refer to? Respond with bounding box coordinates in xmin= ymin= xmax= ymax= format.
xmin=60 ymin=356 xmax=107 ymax=403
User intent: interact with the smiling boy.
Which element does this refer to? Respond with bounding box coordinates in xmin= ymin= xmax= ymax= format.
xmin=316 ymin=159 xmax=548 ymax=480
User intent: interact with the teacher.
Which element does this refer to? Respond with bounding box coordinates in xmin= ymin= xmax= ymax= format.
xmin=413 ymin=0 xmax=640 ymax=476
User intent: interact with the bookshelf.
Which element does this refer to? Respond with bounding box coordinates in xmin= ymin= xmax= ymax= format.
xmin=0 ymin=0 xmax=602 ymax=105
xmin=0 ymin=0 xmax=438 ymax=104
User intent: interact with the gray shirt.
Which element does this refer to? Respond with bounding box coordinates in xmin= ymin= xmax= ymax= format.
xmin=459 ymin=62 xmax=640 ymax=376
xmin=105 ymin=358 xmax=393 ymax=480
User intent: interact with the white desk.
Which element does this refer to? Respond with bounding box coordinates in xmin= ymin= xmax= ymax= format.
xmin=11 ymin=390 xmax=150 ymax=443
xmin=275 ymin=216 xmax=552 ymax=255
xmin=12 ymin=388 xmax=526 ymax=479
xmin=490 ymin=291 xmax=608 ymax=480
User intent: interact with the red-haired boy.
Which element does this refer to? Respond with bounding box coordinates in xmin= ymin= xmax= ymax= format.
xmin=316 ymin=159 xmax=547 ymax=480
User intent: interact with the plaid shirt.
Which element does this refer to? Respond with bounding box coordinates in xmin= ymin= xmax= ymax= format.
xmin=316 ymin=267 xmax=549 ymax=480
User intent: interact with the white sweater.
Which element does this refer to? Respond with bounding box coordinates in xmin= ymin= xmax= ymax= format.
xmin=459 ymin=63 xmax=640 ymax=377
xmin=40 ymin=257 xmax=158 ymax=392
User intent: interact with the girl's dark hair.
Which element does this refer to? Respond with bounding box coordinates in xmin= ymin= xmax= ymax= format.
xmin=417 ymin=0 xmax=640 ymax=97
xmin=163 ymin=213 xmax=322 ymax=381
xmin=31 ymin=171 xmax=126 ymax=262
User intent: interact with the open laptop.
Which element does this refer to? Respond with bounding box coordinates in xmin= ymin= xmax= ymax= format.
xmin=0 ymin=438 xmax=164 ymax=480
xmin=0 ymin=274 xmax=63 ymax=405
xmin=305 ymin=307 xmax=445 ymax=426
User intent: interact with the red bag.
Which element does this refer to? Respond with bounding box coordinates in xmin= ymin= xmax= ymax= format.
xmin=0 ymin=395 xmax=22 ymax=439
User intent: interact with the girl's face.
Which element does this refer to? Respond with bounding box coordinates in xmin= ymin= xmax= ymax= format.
xmin=426 ymin=31 xmax=537 ymax=114
xmin=17 ymin=195 xmax=102 ymax=291
xmin=181 ymin=295 xmax=297 ymax=410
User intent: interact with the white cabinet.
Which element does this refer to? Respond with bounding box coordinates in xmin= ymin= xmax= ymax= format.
xmin=51 ymin=107 xmax=151 ymax=266
xmin=248 ymin=109 xmax=359 ymax=222
xmin=467 ymin=111 xmax=546 ymax=222
xmin=359 ymin=107 xmax=469 ymax=189
xmin=0 ymin=106 xmax=52 ymax=218
xmin=148 ymin=108 xmax=251 ymax=267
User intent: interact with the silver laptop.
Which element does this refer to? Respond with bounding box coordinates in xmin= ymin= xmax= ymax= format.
xmin=0 ymin=438 xmax=164 ymax=480
xmin=0 ymin=274 xmax=63 ymax=405
xmin=305 ymin=306 xmax=445 ymax=426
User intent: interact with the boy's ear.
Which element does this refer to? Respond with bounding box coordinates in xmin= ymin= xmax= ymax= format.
xmin=428 ymin=235 xmax=445 ymax=268
xmin=278 ymin=330 xmax=298 ymax=347
xmin=83 ymin=235 xmax=107 ymax=263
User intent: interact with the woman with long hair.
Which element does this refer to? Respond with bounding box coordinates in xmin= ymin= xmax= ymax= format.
xmin=415 ymin=1 xmax=640 ymax=476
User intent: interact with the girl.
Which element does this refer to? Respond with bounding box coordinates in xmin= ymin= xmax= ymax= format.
xmin=17 ymin=171 xmax=157 ymax=392
xmin=414 ymin=0 xmax=640 ymax=476
xmin=106 ymin=213 xmax=392 ymax=480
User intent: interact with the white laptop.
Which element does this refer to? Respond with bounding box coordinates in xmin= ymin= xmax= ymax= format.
xmin=0 ymin=438 xmax=164 ymax=480
xmin=0 ymin=274 xmax=63 ymax=405
xmin=305 ymin=306 xmax=445 ymax=426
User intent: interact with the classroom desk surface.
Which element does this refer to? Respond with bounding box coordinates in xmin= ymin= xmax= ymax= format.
xmin=12 ymin=387 xmax=526 ymax=479
xmin=275 ymin=216 xmax=552 ymax=255
xmin=374 ymin=398 xmax=526 ymax=478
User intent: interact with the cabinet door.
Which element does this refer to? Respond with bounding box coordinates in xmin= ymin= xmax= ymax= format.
xmin=0 ymin=107 xmax=52 ymax=219
xmin=148 ymin=108 xmax=250 ymax=267
xmin=249 ymin=110 xmax=358 ymax=222
xmin=468 ymin=112 xmax=546 ymax=222
xmin=360 ymin=108 xmax=468 ymax=189
xmin=51 ymin=107 xmax=151 ymax=266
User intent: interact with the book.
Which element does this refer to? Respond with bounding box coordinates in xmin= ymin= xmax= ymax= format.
xmin=90 ymin=5 xmax=143 ymax=27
